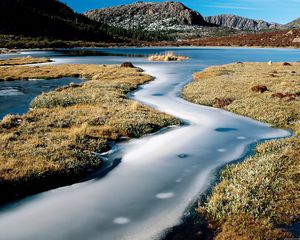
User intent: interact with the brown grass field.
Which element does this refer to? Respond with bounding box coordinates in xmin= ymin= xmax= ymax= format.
xmin=144 ymin=29 xmax=300 ymax=48
xmin=0 ymin=56 xmax=51 ymax=66
xmin=0 ymin=61 xmax=180 ymax=203
xmin=183 ymin=62 xmax=300 ymax=239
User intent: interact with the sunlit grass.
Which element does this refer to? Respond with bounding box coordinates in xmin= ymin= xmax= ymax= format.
xmin=0 ymin=56 xmax=51 ymax=67
xmin=148 ymin=51 xmax=188 ymax=61
xmin=0 ymin=63 xmax=180 ymax=200
xmin=184 ymin=62 xmax=300 ymax=239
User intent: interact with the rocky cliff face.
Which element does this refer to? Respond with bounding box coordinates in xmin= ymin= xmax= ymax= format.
xmin=204 ymin=14 xmax=281 ymax=31
xmin=85 ymin=1 xmax=210 ymax=31
xmin=285 ymin=18 xmax=300 ymax=28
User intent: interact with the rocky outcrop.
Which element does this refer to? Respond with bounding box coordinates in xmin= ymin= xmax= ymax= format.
xmin=285 ymin=18 xmax=300 ymax=28
xmin=251 ymin=85 xmax=268 ymax=93
xmin=85 ymin=1 xmax=210 ymax=31
xmin=204 ymin=14 xmax=281 ymax=31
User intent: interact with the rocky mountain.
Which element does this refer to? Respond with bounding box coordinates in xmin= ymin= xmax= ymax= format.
xmin=285 ymin=18 xmax=300 ymax=28
xmin=204 ymin=14 xmax=281 ymax=31
xmin=85 ymin=1 xmax=286 ymax=33
xmin=85 ymin=1 xmax=211 ymax=31
xmin=0 ymin=0 xmax=112 ymax=41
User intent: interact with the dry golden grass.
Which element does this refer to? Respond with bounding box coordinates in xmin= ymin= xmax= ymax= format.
xmin=0 ymin=56 xmax=51 ymax=67
xmin=183 ymin=62 xmax=300 ymax=239
xmin=148 ymin=52 xmax=188 ymax=62
xmin=185 ymin=62 xmax=300 ymax=126
xmin=0 ymin=63 xmax=180 ymax=201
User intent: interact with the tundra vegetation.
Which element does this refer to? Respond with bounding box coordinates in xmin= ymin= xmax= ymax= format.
xmin=0 ymin=60 xmax=180 ymax=203
xmin=183 ymin=62 xmax=300 ymax=239
xmin=148 ymin=52 xmax=188 ymax=61
xmin=0 ymin=56 xmax=51 ymax=66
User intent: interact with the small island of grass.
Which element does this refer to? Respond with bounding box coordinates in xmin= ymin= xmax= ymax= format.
xmin=0 ymin=48 xmax=19 ymax=55
xmin=0 ymin=56 xmax=52 ymax=67
xmin=0 ymin=61 xmax=180 ymax=204
xmin=183 ymin=62 xmax=300 ymax=239
xmin=148 ymin=52 xmax=188 ymax=62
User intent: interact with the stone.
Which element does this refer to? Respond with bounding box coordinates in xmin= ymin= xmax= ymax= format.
xmin=121 ymin=62 xmax=135 ymax=68
xmin=251 ymin=85 xmax=268 ymax=93
xmin=213 ymin=97 xmax=234 ymax=108
xmin=292 ymin=37 xmax=300 ymax=43
xmin=271 ymin=93 xmax=285 ymax=98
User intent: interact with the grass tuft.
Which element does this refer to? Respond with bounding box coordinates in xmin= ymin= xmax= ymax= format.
xmin=148 ymin=52 xmax=188 ymax=61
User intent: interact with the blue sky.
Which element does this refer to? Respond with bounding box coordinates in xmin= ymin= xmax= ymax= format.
xmin=61 ymin=0 xmax=300 ymax=24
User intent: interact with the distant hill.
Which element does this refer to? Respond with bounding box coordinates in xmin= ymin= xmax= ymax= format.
xmin=174 ymin=29 xmax=300 ymax=48
xmin=85 ymin=1 xmax=211 ymax=31
xmin=204 ymin=14 xmax=281 ymax=31
xmin=0 ymin=0 xmax=297 ymax=46
xmin=0 ymin=0 xmax=112 ymax=41
xmin=285 ymin=18 xmax=300 ymax=28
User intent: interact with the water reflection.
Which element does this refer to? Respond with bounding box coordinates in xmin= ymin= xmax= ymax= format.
xmin=56 ymin=49 xmax=146 ymax=58
xmin=0 ymin=77 xmax=82 ymax=119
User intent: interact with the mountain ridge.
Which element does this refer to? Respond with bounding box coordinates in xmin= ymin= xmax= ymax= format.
xmin=85 ymin=1 xmax=286 ymax=32
xmin=204 ymin=14 xmax=282 ymax=31
xmin=85 ymin=1 xmax=211 ymax=31
xmin=285 ymin=18 xmax=300 ymax=28
xmin=0 ymin=0 xmax=299 ymax=46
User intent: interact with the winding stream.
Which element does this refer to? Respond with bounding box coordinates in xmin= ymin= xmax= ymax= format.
xmin=0 ymin=48 xmax=299 ymax=240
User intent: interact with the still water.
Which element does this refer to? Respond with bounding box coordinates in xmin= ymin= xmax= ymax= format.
xmin=0 ymin=47 xmax=299 ymax=240
xmin=0 ymin=77 xmax=82 ymax=119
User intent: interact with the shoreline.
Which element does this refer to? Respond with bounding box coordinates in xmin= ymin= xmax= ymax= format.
xmin=162 ymin=132 xmax=295 ymax=240
xmin=0 ymin=45 xmax=300 ymax=53
xmin=0 ymin=52 xmax=298 ymax=238
xmin=181 ymin=62 xmax=300 ymax=239
xmin=0 ymin=56 xmax=52 ymax=67
xmin=0 ymin=61 xmax=180 ymax=206
xmin=1 ymin=28 xmax=300 ymax=50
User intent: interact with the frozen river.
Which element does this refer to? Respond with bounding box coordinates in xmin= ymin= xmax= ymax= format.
xmin=0 ymin=47 xmax=298 ymax=240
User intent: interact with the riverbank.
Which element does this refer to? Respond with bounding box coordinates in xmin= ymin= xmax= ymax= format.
xmin=183 ymin=62 xmax=300 ymax=239
xmin=0 ymin=48 xmax=19 ymax=54
xmin=0 ymin=36 xmax=118 ymax=49
xmin=1 ymin=28 xmax=300 ymax=50
xmin=146 ymin=29 xmax=300 ymax=49
xmin=0 ymin=61 xmax=180 ymax=204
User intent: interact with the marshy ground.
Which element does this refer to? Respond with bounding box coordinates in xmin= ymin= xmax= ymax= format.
xmin=1 ymin=56 xmax=299 ymax=239
xmin=0 ymin=60 xmax=180 ymax=203
xmin=183 ymin=62 xmax=300 ymax=239
xmin=0 ymin=56 xmax=51 ymax=67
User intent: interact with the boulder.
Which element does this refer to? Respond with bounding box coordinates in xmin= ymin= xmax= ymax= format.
xmin=121 ymin=62 xmax=135 ymax=68
xmin=251 ymin=85 xmax=268 ymax=93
